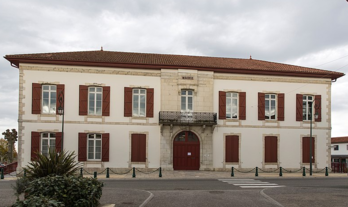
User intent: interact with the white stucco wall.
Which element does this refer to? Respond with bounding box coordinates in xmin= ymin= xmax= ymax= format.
xmin=19 ymin=64 xmax=161 ymax=169
xmin=213 ymin=75 xmax=331 ymax=169
xmin=17 ymin=63 xmax=333 ymax=171
xmin=331 ymin=143 xmax=348 ymax=156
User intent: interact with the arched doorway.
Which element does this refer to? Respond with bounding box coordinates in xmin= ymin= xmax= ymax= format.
xmin=173 ymin=131 xmax=200 ymax=170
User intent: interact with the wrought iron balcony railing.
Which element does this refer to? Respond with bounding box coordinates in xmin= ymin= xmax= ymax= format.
xmin=159 ymin=111 xmax=217 ymax=126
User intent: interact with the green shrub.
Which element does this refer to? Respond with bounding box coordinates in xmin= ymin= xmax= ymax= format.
xmin=24 ymin=175 xmax=103 ymax=207
xmin=12 ymin=177 xmax=30 ymax=201
xmin=24 ymin=150 xmax=80 ymax=179
xmin=12 ymin=195 xmax=64 ymax=207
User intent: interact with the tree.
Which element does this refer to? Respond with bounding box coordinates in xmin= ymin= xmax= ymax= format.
xmin=0 ymin=139 xmax=9 ymax=163
xmin=2 ymin=129 xmax=18 ymax=163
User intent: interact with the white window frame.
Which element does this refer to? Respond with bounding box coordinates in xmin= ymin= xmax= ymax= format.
xmin=41 ymin=133 xmax=55 ymax=156
xmin=181 ymin=90 xmax=193 ymax=112
xmin=334 ymin=145 xmax=339 ymax=151
xmin=303 ymin=95 xmax=313 ymax=121
xmin=132 ymin=88 xmax=146 ymax=117
xmin=226 ymin=92 xmax=238 ymax=119
xmin=88 ymin=87 xmax=102 ymax=115
xmin=87 ymin=134 xmax=102 ymax=161
xmin=265 ymin=94 xmax=277 ymax=120
xmin=42 ymin=85 xmax=57 ymax=114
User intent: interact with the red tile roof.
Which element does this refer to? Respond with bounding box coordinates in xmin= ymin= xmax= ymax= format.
xmin=4 ymin=50 xmax=344 ymax=79
xmin=332 ymin=137 xmax=348 ymax=143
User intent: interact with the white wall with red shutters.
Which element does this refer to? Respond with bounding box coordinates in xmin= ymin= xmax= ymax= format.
xmin=18 ymin=64 xmax=161 ymax=170
xmin=212 ymin=76 xmax=331 ymax=169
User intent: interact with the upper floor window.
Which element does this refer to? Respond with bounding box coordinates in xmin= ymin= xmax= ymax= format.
xmin=181 ymin=90 xmax=193 ymax=112
xmin=334 ymin=145 xmax=339 ymax=151
xmin=302 ymin=95 xmax=313 ymax=121
xmin=124 ymin=87 xmax=154 ymax=118
xmin=226 ymin=92 xmax=238 ymax=119
xmin=88 ymin=87 xmax=102 ymax=115
xmin=133 ymin=89 xmax=146 ymax=117
xmin=258 ymin=93 xmax=284 ymax=121
xmin=41 ymin=133 xmax=55 ymax=156
xmin=265 ymin=94 xmax=276 ymax=120
xmin=42 ymin=85 xmax=57 ymax=114
xmin=88 ymin=134 xmax=102 ymax=160
xmin=32 ymin=83 xmax=64 ymax=115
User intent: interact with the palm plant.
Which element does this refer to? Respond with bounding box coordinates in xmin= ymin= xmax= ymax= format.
xmin=24 ymin=149 xmax=80 ymax=179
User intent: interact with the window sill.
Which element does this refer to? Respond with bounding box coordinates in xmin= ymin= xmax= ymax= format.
xmin=264 ymin=120 xmax=278 ymax=123
xmin=85 ymin=161 xmax=102 ymax=163
xmin=40 ymin=114 xmax=57 ymax=117
xmin=131 ymin=162 xmax=146 ymax=164
xmin=131 ymin=116 xmax=147 ymax=119
xmin=225 ymin=119 xmax=239 ymax=122
xmin=86 ymin=115 xmax=103 ymax=118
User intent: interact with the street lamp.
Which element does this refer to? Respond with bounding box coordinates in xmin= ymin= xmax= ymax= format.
xmin=309 ymin=101 xmax=319 ymax=176
xmin=57 ymin=91 xmax=64 ymax=153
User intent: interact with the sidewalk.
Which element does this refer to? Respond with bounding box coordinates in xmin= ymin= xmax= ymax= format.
xmin=2 ymin=170 xmax=347 ymax=181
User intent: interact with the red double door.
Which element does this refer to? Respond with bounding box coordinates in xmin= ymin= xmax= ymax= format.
xmin=173 ymin=131 xmax=200 ymax=170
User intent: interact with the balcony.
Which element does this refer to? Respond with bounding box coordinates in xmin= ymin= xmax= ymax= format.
xmin=159 ymin=111 xmax=217 ymax=126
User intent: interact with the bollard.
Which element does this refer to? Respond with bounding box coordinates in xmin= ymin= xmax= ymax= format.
xmin=94 ymin=172 xmax=97 ymax=178
xmin=302 ymin=167 xmax=306 ymax=177
xmin=132 ymin=167 xmax=136 ymax=178
xmin=231 ymin=167 xmax=234 ymax=177
xmin=80 ymin=168 xmax=83 ymax=177
xmin=255 ymin=167 xmax=258 ymax=177
xmin=1 ymin=168 xmax=4 ymax=179
xmin=24 ymin=169 xmax=26 ymax=177
xmin=159 ymin=167 xmax=162 ymax=178
xmin=106 ymin=168 xmax=110 ymax=178
xmin=325 ymin=167 xmax=328 ymax=176
xmin=279 ymin=167 xmax=282 ymax=177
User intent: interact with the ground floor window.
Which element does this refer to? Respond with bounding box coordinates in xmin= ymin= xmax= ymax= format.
xmin=302 ymin=137 xmax=315 ymax=163
xmin=41 ymin=133 xmax=56 ymax=156
xmin=225 ymin=135 xmax=239 ymax=162
xmin=88 ymin=134 xmax=102 ymax=160
xmin=265 ymin=136 xmax=277 ymax=163
xmin=131 ymin=134 xmax=146 ymax=162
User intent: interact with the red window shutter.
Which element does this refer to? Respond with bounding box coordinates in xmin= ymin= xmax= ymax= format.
xmin=56 ymin=84 xmax=65 ymax=114
xmin=55 ymin=132 xmax=62 ymax=153
xmin=32 ymin=83 xmax=41 ymax=114
xmin=315 ymin=95 xmax=321 ymax=122
xmin=124 ymin=87 xmax=133 ymax=117
xmin=31 ymin=132 xmax=40 ymax=161
xmin=102 ymin=86 xmax=110 ymax=116
xmin=278 ymin=93 xmax=285 ymax=121
xmin=239 ymin=92 xmax=246 ymax=120
xmin=296 ymin=94 xmax=303 ymax=121
xmin=146 ymin=88 xmax=154 ymax=118
xmin=102 ymin=133 xmax=110 ymax=162
xmin=265 ymin=136 xmax=277 ymax=163
xmin=131 ymin=134 xmax=146 ymax=162
xmin=225 ymin=135 xmax=239 ymax=162
xmin=219 ymin=91 xmax=226 ymax=119
xmin=302 ymin=137 xmax=315 ymax=163
xmin=258 ymin=93 xmax=265 ymax=120
xmin=79 ymin=85 xmax=88 ymax=116
xmin=78 ymin=133 xmax=87 ymax=161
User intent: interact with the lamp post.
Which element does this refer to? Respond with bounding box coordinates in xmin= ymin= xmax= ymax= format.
xmin=57 ymin=91 xmax=64 ymax=152
xmin=309 ymin=101 xmax=319 ymax=176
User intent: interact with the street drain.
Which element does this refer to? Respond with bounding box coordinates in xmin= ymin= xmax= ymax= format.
xmin=209 ymin=191 xmax=224 ymax=194
xmin=121 ymin=202 xmax=134 ymax=205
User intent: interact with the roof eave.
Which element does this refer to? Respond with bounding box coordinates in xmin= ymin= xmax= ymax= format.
xmin=4 ymin=57 xmax=344 ymax=80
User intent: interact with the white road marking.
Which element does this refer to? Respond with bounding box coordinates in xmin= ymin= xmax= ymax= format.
xmin=218 ymin=179 xmax=285 ymax=189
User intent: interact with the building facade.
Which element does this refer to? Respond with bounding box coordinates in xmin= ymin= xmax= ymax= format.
xmin=4 ymin=50 xmax=344 ymax=172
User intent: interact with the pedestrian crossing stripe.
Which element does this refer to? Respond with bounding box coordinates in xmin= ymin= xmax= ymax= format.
xmin=218 ymin=179 xmax=285 ymax=189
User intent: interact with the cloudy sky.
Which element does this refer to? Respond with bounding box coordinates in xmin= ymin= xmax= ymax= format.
xmin=0 ymin=0 xmax=348 ymax=139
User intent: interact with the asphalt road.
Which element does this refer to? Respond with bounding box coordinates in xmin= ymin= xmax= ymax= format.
xmin=1 ymin=178 xmax=348 ymax=207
